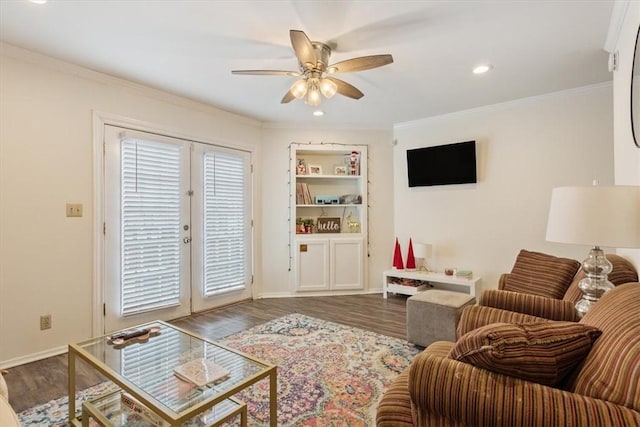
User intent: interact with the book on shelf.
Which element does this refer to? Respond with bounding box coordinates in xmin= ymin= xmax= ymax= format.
xmin=296 ymin=182 xmax=312 ymax=204
xmin=88 ymin=391 xmax=170 ymax=427
xmin=173 ymin=358 xmax=230 ymax=387
xmin=122 ymin=391 xmax=170 ymax=427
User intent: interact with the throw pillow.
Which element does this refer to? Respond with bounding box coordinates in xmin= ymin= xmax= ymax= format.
xmin=448 ymin=321 xmax=601 ymax=386
xmin=503 ymin=250 xmax=581 ymax=299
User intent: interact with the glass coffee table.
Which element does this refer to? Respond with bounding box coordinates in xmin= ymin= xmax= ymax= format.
xmin=68 ymin=321 xmax=277 ymax=426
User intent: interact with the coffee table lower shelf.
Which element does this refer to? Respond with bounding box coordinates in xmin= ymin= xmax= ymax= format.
xmin=80 ymin=389 xmax=247 ymax=427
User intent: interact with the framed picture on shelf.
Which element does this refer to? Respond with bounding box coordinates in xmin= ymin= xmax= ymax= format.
xmin=308 ymin=164 xmax=323 ymax=175
xmin=334 ymin=165 xmax=347 ymax=175
xmin=296 ymin=159 xmax=307 ymax=175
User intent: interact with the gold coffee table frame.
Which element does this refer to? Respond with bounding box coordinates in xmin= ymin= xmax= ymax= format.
xmin=68 ymin=321 xmax=277 ymax=426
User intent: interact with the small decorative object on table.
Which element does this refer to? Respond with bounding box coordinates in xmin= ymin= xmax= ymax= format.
xmin=405 ymin=239 xmax=416 ymax=270
xmin=173 ymin=358 xmax=230 ymax=387
xmin=392 ymin=238 xmax=404 ymax=270
xmin=455 ymin=269 xmax=473 ymax=279
xmin=444 ymin=268 xmax=454 ymax=276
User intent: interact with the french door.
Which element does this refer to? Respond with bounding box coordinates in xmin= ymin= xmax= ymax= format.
xmin=103 ymin=125 xmax=252 ymax=332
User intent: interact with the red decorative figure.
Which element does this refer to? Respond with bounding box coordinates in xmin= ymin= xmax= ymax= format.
xmin=393 ymin=238 xmax=404 ymax=269
xmin=406 ymin=238 xmax=416 ymax=270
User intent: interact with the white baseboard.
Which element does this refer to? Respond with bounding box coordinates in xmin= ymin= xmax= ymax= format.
xmin=0 ymin=345 xmax=67 ymax=370
xmin=257 ymin=288 xmax=383 ymax=299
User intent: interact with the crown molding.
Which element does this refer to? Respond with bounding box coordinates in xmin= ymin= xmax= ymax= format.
xmin=394 ymin=81 xmax=612 ymax=130
xmin=0 ymin=42 xmax=262 ymax=128
xmin=604 ymin=0 xmax=630 ymax=53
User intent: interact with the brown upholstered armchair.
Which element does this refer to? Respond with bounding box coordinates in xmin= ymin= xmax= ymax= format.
xmin=376 ymin=282 xmax=640 ymax=426
xmin=457 ymin=250 xmax=638 ymax=332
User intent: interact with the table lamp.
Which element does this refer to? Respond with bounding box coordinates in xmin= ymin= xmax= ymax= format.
xmin=413 ymin=243 xmax=433 ymax=272
xmin=545 ymin=185 xmax=640 ymax=317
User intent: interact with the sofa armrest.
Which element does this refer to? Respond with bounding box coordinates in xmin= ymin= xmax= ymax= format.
xmin=498 ymin=273 xmax=509 ymax=290
xmin=408 ymin=352 xmax=640 ymax=427
xmin=479 ymin=289 xmax=580 ymax=322
xmin=0 ymin=395 xmax=20 ymax=427
xmin=456 ymin=305 xmax=551 ymax=338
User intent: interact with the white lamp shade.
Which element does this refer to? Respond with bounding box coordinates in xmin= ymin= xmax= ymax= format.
xmin=413 ymin=243 xmax=433 ymax=259
xmin=546 ymin=186 xmax=640 ymax=248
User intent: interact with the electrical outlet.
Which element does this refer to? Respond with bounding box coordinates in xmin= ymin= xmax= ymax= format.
xmin=66 ymin=203 xmax=83 ymax=217
xmin=40 ymin=314 xmax=52 ymax=330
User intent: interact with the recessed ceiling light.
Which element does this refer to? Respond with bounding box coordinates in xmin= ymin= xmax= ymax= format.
xmin=473 ymin=64 xmax=493 ymax=74
xmin=313 ymin=110 xmax=324 ymax=117
xmin=29 ymin=0 xmax=48 ymax=4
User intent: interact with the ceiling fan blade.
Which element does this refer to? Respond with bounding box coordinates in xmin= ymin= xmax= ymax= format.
xmin=326 ymin=77 xmax=364 ymax=100
xmin=329 ymin=54 xmax=394 ymax=73
xmin=232 ymin=70 xmax=300 ymax=76
xmin=281 ymin=90 xmax=296 ymax=104
xmin=290 ymin=30 xmax=316 ymax=70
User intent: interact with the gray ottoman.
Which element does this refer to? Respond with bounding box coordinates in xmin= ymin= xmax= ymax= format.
xmin=407 ymin=290 xmax=476 ymax=347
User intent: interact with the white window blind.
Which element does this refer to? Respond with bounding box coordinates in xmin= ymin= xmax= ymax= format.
xmin=203 ymin=151 xmax=246 ymax=296
xmin=121 ymin=138 xmax=182 ymax=315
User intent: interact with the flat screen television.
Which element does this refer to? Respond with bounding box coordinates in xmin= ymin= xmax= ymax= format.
xmin=407 ymin=140 xmax=477 ymax=187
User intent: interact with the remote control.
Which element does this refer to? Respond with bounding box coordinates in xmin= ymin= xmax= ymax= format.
xmin=110 ymin=328 xmax=149 ymax=342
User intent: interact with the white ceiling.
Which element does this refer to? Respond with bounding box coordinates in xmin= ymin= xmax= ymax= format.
xmin=0 ymin=0 xmax=615 ymax=128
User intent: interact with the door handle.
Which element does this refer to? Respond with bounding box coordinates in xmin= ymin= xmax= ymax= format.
xmin=183 ymin=237 xmax=192 ymax=244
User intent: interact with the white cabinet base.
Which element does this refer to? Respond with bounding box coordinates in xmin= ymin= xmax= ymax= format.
xmin=295 ymin=240 xmax=330 ymax=291
xmin=295 ymin=237 xmax=364 ymax=292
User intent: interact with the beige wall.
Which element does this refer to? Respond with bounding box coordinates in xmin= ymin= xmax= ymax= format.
xmin=612 ymin=2 xmax=640 ymax=267
xmin=0 ymin=45 xmax=263 ymax=365
xmin=392 ymin=85 xmax=615 ymax=291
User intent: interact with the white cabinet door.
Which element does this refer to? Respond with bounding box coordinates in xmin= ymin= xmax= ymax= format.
xmin=295 ymin=239 xmax=330 ymax=291
xmin=331 ymin=238 xmax=364 ymax=290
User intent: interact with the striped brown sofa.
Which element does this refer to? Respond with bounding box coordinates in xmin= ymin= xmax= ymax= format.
xmin=460 ymin=251 xmax=638 ymax=327
xmin=376 ymin=282 xmax=640 ymax=426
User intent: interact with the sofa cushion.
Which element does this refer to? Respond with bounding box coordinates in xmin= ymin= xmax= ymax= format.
xmin=504 ymin=250 xmax=580 ymax=299
xmin=448 ymin=321 xmax=601 ymax=386
xmin=569 ymin=283 xmax=640 ymax=411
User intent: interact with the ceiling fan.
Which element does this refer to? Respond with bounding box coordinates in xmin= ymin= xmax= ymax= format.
xmin=232 ymin=30 xmax=393 ymax=106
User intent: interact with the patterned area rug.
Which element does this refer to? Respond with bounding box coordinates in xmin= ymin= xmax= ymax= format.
xmin=18 ymin=313 xmax=420 ymax=426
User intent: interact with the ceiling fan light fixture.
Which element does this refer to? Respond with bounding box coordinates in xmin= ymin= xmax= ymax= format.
xmin=306 ymin=81 xmax=322 ymax=106
xmin=319 ymin=78 xmax=337 ymax=98
xmin=290 ymin=79 xmax=308 ymax=99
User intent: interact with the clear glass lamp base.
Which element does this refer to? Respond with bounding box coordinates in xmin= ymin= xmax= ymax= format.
xmin=575 ymin=246 xmax=614 ymax=318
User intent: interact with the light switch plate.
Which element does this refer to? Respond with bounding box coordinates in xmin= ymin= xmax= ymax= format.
xmin=66 ymin=203 xmax=83 ymax=217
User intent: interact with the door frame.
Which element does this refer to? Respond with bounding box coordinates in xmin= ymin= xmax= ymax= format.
xmin=92 ymin=111 xmax=257 ymax=336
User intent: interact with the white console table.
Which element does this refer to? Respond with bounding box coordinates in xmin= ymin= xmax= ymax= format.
xmin=382 ymin=269 xmax=480 ymax=298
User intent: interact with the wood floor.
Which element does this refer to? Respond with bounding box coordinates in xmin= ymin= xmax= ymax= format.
xmin=5 ymin=293 xmax=409 ymax=413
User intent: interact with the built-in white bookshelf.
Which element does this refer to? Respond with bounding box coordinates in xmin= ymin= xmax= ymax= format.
xmin=289 ymin=143 xmax=368 ymax=292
